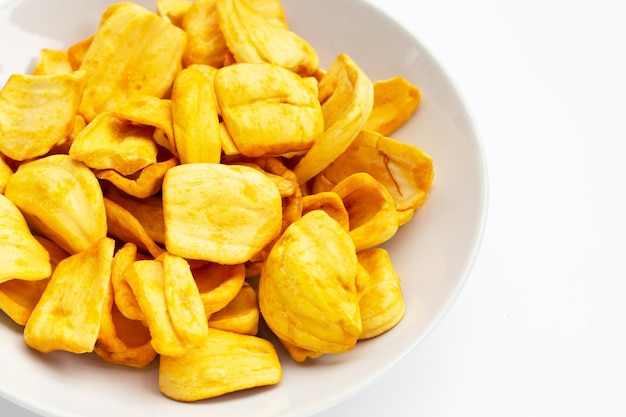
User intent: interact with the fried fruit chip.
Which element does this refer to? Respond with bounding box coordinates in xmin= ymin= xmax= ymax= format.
xmin=67 ymin=36 xmax=92 ymax=70
xmin=163 ymin=163 xmax=283 ymax=264
xmin=293 ymin=53 xmax=374 ymax=184
xmin=181 ymin=0 xmax=229 ymax=68
xmin=5 ymin=154 xmax=107 ymax=255
xmin=332 ymin=173 xmax=399 ymax=252
xmin=215 ymin=63 xmax=324 ymax=157
xmin=301 ymin=191 xmax=350 ymax=232
xmin=171 ymin=68 xmax=221 ymax=164
xmin=0 ymin=70 xmax=85 ymax=161
xmin=363 ymin=76 xmax=421 ymax=136
xmin=357 ymin=248 xmax=406 ymax=339
xmin=94 ymin=280 xmax=157 ymax=368
xmin=0 ymin=155 xmax=12 ymax=194
xmin=103 ymin=197 xmax=165 ymax=259
xmin=32 ymin=49 xmax=72 ymax=76
xmin=217 ymin=0 xmax=318 ymax=76
xmin=259 ymin=210 xmax=361 ymax=360
xmin=159 ymin=328 xmax=281 ymax=401
xmin=156 ymin=0 xmax=193 ymax=27
xmin=69 ymin=112 xmax=158 ymax=176
xmin=0 ymin=237 xmax=68 ymax=326
xmin=95 ymin=155 xmax=179 ymax=199
xmin=110 ymin=243 xmax=145 ymax=322
xmin=193 ymin=262 xmax=246 ymax=316
xmin=123 ymin=256 xmax=209 ymax=356
xmin=104 ymin=186 xmax=165 ymax=245
xmin=24 ymin=237 xmax=115 ymax=354
xmin=313 ymin=129 xmax=434 ymax=211
xmin=78 ymin=2 xmax=186 ymax=121
xmin=208 ymin=282 xmax=259 ymax=335
xmin=0 ymin=194 xmax=51 ymax=284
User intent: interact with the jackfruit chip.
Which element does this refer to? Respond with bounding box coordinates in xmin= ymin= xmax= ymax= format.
xmin=215 ymin=63 xmax=323 ymax=157
xmin=216 ymin=0 xmax=318 ymax=76
xmin=313 ymin=129 xmax=434 ymax=211
xmin=95 ymin=155 xmax=178 ymax=199
xmin=357 ymin=248 xmax=405 ymax=339
xmin=193 ymin=262 xmax=246 ymax=316
xmin=111 ymin=242 xmax=145 ymax=322
xmin=163 ymin=163 xmax=283 ymax=264
xmin=332 ymin=172 xmax=399 ymax=252
xmin=78 ymin=2 xmax=185 ymax=121
xmin=259 ymin=210 xmax=361 ymax=359
xmin=159 ymin=328 xmax=281 ymax=401
xmin=113 ymin=95 xmax=175 ymax=156
xmin=293 ymin=53 xmax=374 ymax=184
xmin=104 ymin=197 xmax=165 ymax=259
xmin=363 ymin=76 xmax=421 ymax=136
xmin=0 ymin=70 xmax=86 ymax=161
xmin=24 ymin=237 xmax=115 ymax=354
xmin=301 ymin=192 xmax=350 ymax=232
xmin=123 ymin=259 xmax=190 ymax=356
xmin=246 ymin=0 xmax=288 ymax=28
xmin=5 ymin=154 xmax=107 ymax=255
xmin=156 ymin=0 xmax=193 ymax=27
xmin=182 ymin=0 xmax=229 ymax=68
xmin=0 ymin=194 xmax=51 ymax=284
xmin=171 ymin=68 xmax=221 ymax=164
xmin=67 ymin=36 xmax=92 ymax=70
xmin=0 ymin=155 xmax=12 ymax=194
xmin=277 ymin=337 xmax=323 ymax=363
xmin=32 ymin=49 xmax=72 ymax=76
xmin=208 ymin=282 xmax=259 ymax=335
xmin=104 ymin=185 xmax=165 ymax=245
xmin=70 ymin=112 xmax=158 ymax=176
xmin=159 ymin=252 xmax=209 ymax=348
xmin=94 ymin=279 xmax=157 ymax=368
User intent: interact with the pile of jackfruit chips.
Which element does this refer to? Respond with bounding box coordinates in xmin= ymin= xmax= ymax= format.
xmin=0 ymin=0 xmax=434 ymax=403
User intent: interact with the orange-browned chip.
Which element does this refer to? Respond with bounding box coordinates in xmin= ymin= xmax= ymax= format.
xmin=363 ymin=76 xmax=421 ymax=136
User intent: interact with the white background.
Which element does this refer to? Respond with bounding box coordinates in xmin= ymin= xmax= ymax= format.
xmin=3 ymin=0 xmax=626 ymax=416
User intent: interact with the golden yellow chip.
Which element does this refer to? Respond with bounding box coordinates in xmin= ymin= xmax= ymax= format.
xmin=24 ymin=237 xmax=115 ymax=354
xmin=110 ymin=242 xmax=145 ymax=322
xmin=357 ymin=248 xmax=405 ymax=339
xmin=159 ymin=328 xmax=281 ymax=401
xmin=0 ymin=194 xmax=51 ymax=284
xmin=5 ymin=154 xmax=107 ymax=255
xmin=171 ymin=68 xmax=221 ymax=164
xmin=67 ymin=36 xmax=92 ymax=70
xmin=216 ymin=0 xmax=318 ymax=76
xmin=156 ymin=0 xmax=193 ymax=27
xmin=182 ymin=0 xmax=229 ymax=68
xmin=208 ymin=281 xmax=259 ymax=335
xmin=32 ymin=49 xmax=72 ymax=76
xmin=0 ymin=70 xmax=85 ymax=161
xmin=104 ymin=186 xmax=165 ymax=245
xmin=301 ymin=192 xmax=349 ymax=232
xmin=78 ymin=2 xmax=186 ymax=121
xmin=163 ymin=163 xmax=283 ymax=264
xmin=259 ymin=210 xmax=361 ymax=359
xmin=69 ymin=112 xmax=158 ymax=176
xmin=292 ymin=53 xmax=374 ymax=184
xmin=364 ymin=76 xmax=421 ymax=136
xmin=0 ymin=155 xmax=12 ymax=194
xmin=193 ymin=262 xmax=246 ymax=316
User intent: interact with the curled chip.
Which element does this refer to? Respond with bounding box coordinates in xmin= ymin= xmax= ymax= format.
xmin=357 ymin=248 xmax=406 ymax=339
xmin=159 ymin=328 xmax=282 ymax=401
xmin=163 ymin=163 xmax=283 ymax=264
xmin=293 ymin=53 xmax=374 ymax=184
xmin=193 ymin=262 xmax=246 ymax=316
xmin=78 ymin=2 xmax=186 ymax=121
xmin=208 ymin=282 xmax=259 ymax=335
xmin=331 ymin=172 xmax=399 ymax=252
xmin=24 ymin=237 xmax=115 ymax=354
xmin=69 ymin=111 xmax=158 ymax=176
xmin=5 ymin=154 xmax=107 ymax=255
xmin=0 ymin=195 xmax=51 ymax=284
xmin=216 ymin=0 xmax=317 ymax=76
xmin=259 ymin=210 xmax=361 ymax=361
xmin=0 ymin=70 xmax=85 ymax=161
xmin=215 ymin=62 xmax=324 ymax=158
xmin=313 ymin=129 xmax=434 ymax=211
xmin=364 ymin=76 xmax=421 ymax=136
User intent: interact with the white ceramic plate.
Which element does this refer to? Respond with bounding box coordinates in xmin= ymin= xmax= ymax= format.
xmin=0 ymin=1 xmax=488 ymax=416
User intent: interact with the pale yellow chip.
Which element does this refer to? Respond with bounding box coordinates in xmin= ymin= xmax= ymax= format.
xmin=5 ymin=154 xmax=107 ymax=255
xmin=24 ymin=237 xmax=115 ymax=354
xmin=0 ymin=70 xmax=85 ymax=161
xmin=259 ymin=210 xmax=361 ymax=359
xmin=357 ymin=248 xmax=405 ymax=339
xmin=69 ymin=112 xmax=158 ymax=176
xmin=78 ymin=2 xmax=186 ymax=121
xmin=163 ymin=163 xmax=283 ymax=264
xmin=159 ymin=328 xmax=281 ymax=401
xmin=215 ymin=63 xmax=324 ymax=157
